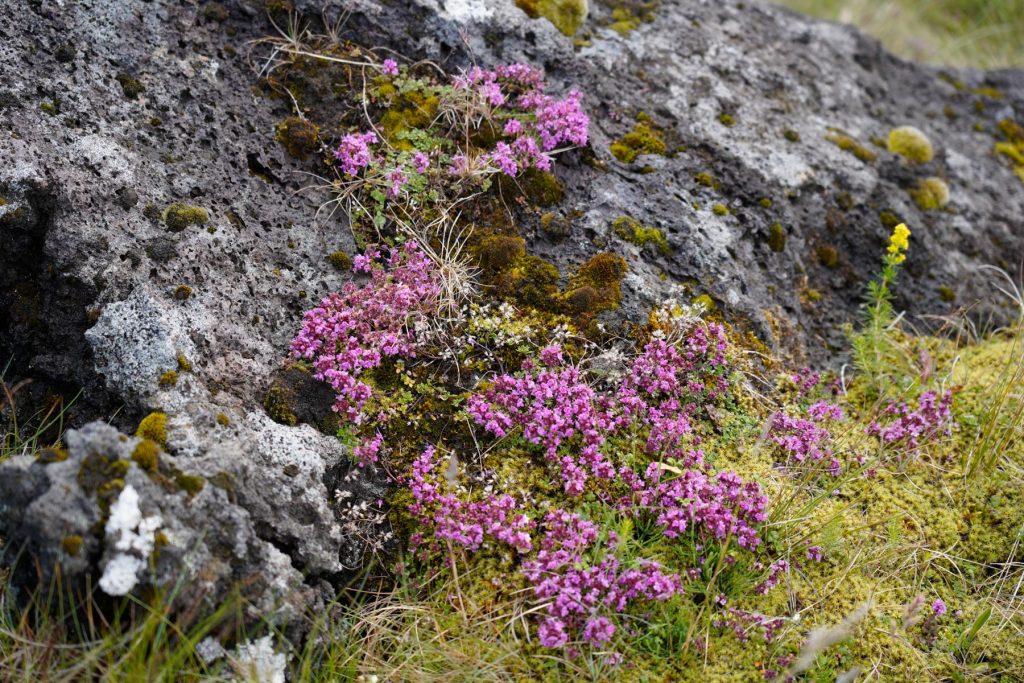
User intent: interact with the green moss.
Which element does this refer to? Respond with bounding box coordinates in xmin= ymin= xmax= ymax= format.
xmin=994 ymin=119 xmax=1024 ymax=184
xmin=610 ymin=119 xmax=667 ymax=164
xmin=517 ymin=169 xmax=564 ymax=206
xmin=836 ymin=191 xmax=854 ymax=211
xmin=938 ymin=286 xmax=956 ymax=302
xmin=514 ymin=0 xmax=588 ymax=35
xmin=879 ymin=210 xmax=903 ymax=230
xmin=504 ymin=255 xmax=562 ymax=311
xmin=203 ymin=2 xmax=230 ymax=22
xmin=692 ymin=293 xmax=715 ymax=312
xmin=476 ymin=235 xmax=526 ymax=273
xmin=815 ymin=244 xmax=840 ymax=268
xmin=768 ymin=222 xmax=786 ymax=252
xmin=39 ymin=100 xmax=59 ymax=116
xmin=158 ymin=370 xmax=178 ymax=388
xmin=143 ymin=204 xmax=162 ymax=222
xmin=718 ymin=113 xmax=736 ymax=127
xmin=36 ymin=447 xmax=69 ymax=464
xmin=569 ymin=252 xmax=627 ymax=316
xmin=758 ymin=197 xmax=773 ymax=208
xmin=115 ymin=73 xmax=144 ymax=100
xmin=275 ymin=116 xmax=319 ymax=159
xmin=612 ymin=216 xmax=670 ymax=255
xmin=263 ymin=383 xmax=298 ymax=426
xmin=131 ymin=439 xmax=161 ymax=472
xmin=696 ymin=172 xmax=721 ymax=192
xmin=378 ymin=94 xmax=440 ymax=150
xmin=176 ymin=354 xmax=192 ymax=372
xmin=909 ymin=176 xmax=950 ymax=210
xmin=163 ymin=203 xmax=209 ymax=232
xmin=175 ymin=473 xmax=205 ymax=497
xmin=887 ymin=126 xmax=934 ymax=164
xmin=827 ymin=130 xmax=878 ymax=163
xmin=136 ymin=412 xmax=167 ymax=446
xmin=216 ymin=412 xmax=231 ymax=426
xmin=783 ymin=129 xmax=801 ymax=142
xmin=328 ymin=251 xmax=352 ymax=271
xmin=62 ymin=535 xmax=83 ymax=556
xmin=972 ymin=86 xmax=1003 ymax=100
xmin=77 ymin=453 xmax=130 ymax=495
xmin=711 ymin=203 xmax=729 ymax=216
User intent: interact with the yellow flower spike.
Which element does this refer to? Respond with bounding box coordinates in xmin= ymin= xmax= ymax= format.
xmin=886 ymin=223 xmax=910 ymax=264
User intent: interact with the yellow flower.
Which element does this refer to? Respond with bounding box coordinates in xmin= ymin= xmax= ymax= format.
xmin=887 ymin=223 xmax=910 ymax=263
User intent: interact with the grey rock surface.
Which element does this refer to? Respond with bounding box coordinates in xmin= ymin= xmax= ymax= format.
xmin=1 ymin=0 xmax=1022 ymax=622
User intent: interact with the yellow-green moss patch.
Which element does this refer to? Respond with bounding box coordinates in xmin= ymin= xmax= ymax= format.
xmin=164 ymin=204 xmax=209 ymax=232
xmin=887 ymin=125 xmax=934 ymax=164
xmin=131 ymin=439 xmax=161 ymax=472
xmin=136 ymin=412 xmax=167 ymax=446
xmin=827 ymin=130 xmax=878 ymax=163
xmin=610 ymin=116 xmax=667 ymax=164
xmin=514 ymin=0 xmax=588 ymax=36
xmin=275 ymin=116 xmax=319 ymax=159
xmin=612 ymin=216 xmax=670 ymax=255
xmin=909 ymin=177 xmax=950 ymax=210
xmin=62 ymin=535 xmax=83 ymax=556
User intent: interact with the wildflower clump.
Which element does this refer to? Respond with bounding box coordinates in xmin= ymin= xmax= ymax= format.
xmin=290 ymin=241 xmax=441 ymax=428
xmin=329 ymin=63 xmax=588 ymax=231
xmin=868 ymin=389 xmax=953 ymax=458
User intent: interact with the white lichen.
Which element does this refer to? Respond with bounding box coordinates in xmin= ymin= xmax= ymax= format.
xmin=231 ymin=635 xmax=286 ymax=683
xmin=98 ymin=484 xmax=163 ymax=596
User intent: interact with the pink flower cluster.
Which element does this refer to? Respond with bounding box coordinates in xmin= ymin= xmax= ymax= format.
xmin=627 ymin=463 xmax=769 ymax=551
xmin=522 ymin=510 xmax=683 ymax=648
xmin=408 ymin=447 xmax=534 ymax=554
xmin=713 ymin=609 xmax=786 ymax=644
xmin=868 ymin=389 xmax=953 ymax=456
xmin=334 ymin=131 xmax=378 ymax=177
xmin=770 ymin=401 xmax=845 ymax=475
xmin=616 ymin=325 xmax=730 ymax=454
xmin=290 ymin=242 xmax=440 ymax=439
xmin=468 ymin=325 xmax=731 ymax=495
xmin=467 ymin=346 xmax=617 ymax=495
xmin=455 ymin=63 xmax=589 ymax=176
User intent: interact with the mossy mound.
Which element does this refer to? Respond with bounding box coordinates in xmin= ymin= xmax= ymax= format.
xmin=515 ymin=0 xmax=588 ymax=36
xmin=909 ymin=177 xmax=950 ymax=210
xmin=888 ymin=125 xmax=934 ymax=164
xmin=827 ymin=129 xmax=878 ymax=163
xmin=612 ymin=215 xmax=669 ymax=255
xmin=136 ymin=412 xmax=167 ymax=446
xmin=163 ymin=203 xmax=210 ymax=232
xmin=275 ymin=116 xmax=320 ymax=159
xmin=611 ymin=115 xmax=667 ymax=164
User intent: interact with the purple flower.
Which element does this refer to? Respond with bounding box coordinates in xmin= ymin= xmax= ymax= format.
xmin=381 ymin=58 xmax=399 ymax=76
xmin=932 ymin=599 xmax=947 ymax=617
xmin=334 ymin=131 xmax=378 ymax=177
xmin=290 ymin=242 xmax=440 ymax=422
xmin=806 ymin=545 xmax=823 ymax=562
xmin=412 ymin=151 xmax=430 ymax=174
xmin=503 ymin=119 xmax=523 ymax=135
xmin=539 ymin=618 xmax=568 ymax=648
xmin=386 ymin=167 xmax=407 ymax=199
